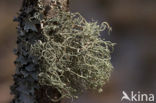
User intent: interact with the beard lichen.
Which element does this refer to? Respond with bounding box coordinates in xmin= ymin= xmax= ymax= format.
xmin=11 ymin=0 xmax=114 ymax=103
xmin=30 ymin=11 xmax=115 ymax=102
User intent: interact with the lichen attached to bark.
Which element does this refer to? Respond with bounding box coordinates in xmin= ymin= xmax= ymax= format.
xmin=30 ymin=11 xmax=115 ymax=102
xmin=11 ymin=0 xmax=115 ymax=103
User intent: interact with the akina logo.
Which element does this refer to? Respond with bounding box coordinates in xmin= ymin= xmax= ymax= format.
xmin=121 ymin=91 xmax=155 ymax=102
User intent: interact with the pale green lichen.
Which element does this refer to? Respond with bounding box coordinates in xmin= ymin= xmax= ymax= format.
xmin=30 ymin=11 xmax=115 ymax=102
xmin=11 ymin=0 xmax=115 ymax=102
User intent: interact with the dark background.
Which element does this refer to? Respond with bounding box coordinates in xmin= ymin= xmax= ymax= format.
xmin=0 ymin=0 xmax=156 ymax=103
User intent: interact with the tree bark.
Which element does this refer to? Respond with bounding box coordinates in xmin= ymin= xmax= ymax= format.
xmin=11 ymin=0 xmax=69 ymax=103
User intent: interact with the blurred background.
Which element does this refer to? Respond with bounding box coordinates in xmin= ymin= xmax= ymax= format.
xmin=0 ymin=0 xmax=156 ymax=103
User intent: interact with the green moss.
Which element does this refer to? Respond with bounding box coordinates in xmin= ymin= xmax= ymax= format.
xmin=30 ymin=11 xmax=115 ymax=102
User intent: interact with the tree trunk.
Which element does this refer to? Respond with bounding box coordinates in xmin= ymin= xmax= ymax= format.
xmin=11 ymin=0 xmax=69 ymax=103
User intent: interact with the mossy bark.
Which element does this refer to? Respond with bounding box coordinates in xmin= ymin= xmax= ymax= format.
xmin=11 ymin=0 xmax=69 ymax=103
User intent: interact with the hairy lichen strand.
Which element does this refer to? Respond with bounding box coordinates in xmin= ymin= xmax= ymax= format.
xmin=30 ymin=11 xmax=115 ymax=102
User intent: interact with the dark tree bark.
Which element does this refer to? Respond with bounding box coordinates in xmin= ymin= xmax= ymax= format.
xmin=11 ymin=0 xmax=69 ymax=103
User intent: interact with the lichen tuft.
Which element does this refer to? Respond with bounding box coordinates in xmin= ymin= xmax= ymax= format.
xmin=30 ymin=11 xmax=115 ymax=102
